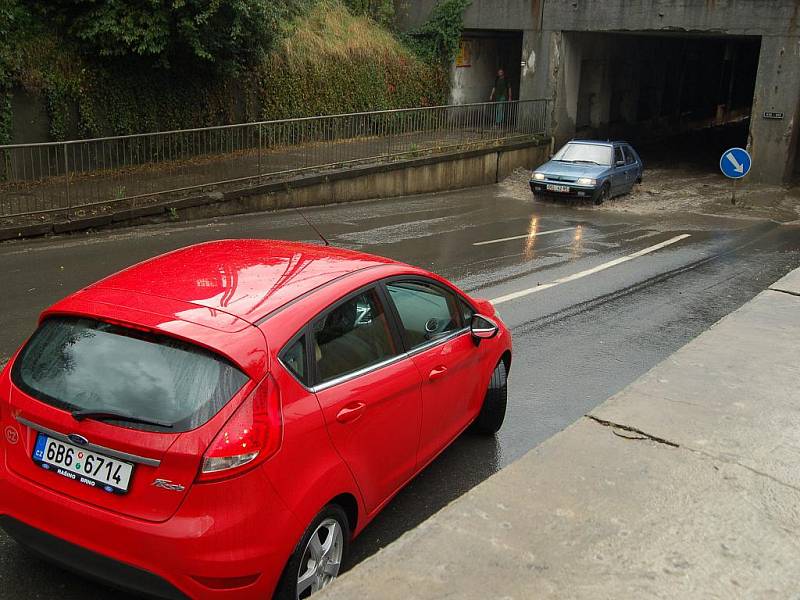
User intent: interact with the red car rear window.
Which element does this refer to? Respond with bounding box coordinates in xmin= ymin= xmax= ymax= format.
xmin=11 ymin=317 xmax=248 ymax=432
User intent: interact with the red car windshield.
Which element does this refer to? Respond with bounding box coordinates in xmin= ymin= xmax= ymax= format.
xmin=11 ymin=316 xmax=248 ymax=432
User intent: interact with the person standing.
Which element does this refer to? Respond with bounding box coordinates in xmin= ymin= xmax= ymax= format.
xmin=489 ymin=68 xmax=512 ymax=126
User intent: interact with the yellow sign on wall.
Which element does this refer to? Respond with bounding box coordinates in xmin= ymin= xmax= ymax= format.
xmin=456 ymin=40 xmax=472 ymax=68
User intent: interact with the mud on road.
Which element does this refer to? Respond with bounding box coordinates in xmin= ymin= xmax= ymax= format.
xmin=502 ymin=167 xmax=800 ymax=223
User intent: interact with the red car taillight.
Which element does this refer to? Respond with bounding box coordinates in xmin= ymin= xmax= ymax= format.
xmin=197 ymin=377 xmax=282 ymax=483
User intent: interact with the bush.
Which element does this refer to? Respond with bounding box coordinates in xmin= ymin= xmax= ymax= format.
xmin=342 ymin=0 xmax=395 ymax=27
xmin=27 ymin=0 xmax=309 ymax=73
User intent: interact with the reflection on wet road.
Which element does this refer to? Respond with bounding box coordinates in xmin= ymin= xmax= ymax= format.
xmin=0 ymin=184 xmax=798 ymax=597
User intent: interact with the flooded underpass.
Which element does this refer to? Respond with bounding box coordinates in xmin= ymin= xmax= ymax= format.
xmin=0 ymin=181 xmax=798 ymax=597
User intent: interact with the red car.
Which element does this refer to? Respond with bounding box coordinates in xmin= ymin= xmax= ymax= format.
xmin=0 ymin=240 xmax=511 ymax=599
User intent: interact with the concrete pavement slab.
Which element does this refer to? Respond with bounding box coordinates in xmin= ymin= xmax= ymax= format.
xmin=321 ymin=418 xmax=800 ymax=599
xmin=319 ymin=269 xmax=800 ymax=599
xmin=592 ymin=289 xmax=800 ymax=489
xmin=770 ymin=268 xmax=800 ymax=295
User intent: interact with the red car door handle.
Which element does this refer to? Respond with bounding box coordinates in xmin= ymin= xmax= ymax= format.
xmin=336 ymin=402 xmax=366 ymax=424
xmin=429 ymin=365 xmax=448 ymax=381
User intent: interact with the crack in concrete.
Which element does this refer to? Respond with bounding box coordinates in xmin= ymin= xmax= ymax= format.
xmin=585 ymin=415 xmax=680 ymax=448
xmin=769 ymin=287 xmax=800 ymax=298
xmin=662 ymin=396 xmax=703 ymax=408
xmin=687 ymin=447 xmax=800 ymax=496
xmin=586 ymin=414 xmax=800 ymax=495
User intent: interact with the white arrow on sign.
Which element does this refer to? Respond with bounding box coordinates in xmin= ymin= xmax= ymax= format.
xmin=726 ymin=152 xmax=744 ymax=174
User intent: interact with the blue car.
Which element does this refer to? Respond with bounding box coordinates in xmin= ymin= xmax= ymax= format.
xmin=530 ymin=140 xmax=643 ymax=205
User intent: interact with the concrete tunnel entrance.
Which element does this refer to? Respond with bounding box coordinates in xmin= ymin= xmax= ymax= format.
xmin=563 ymin=32 xmax=762 ymax=174
xmin=449 ymin=30 xmax=524 ymax=105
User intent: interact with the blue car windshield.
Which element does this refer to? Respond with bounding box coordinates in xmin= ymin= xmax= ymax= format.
xmin=553 ymin=143 xmax=612 ymax=166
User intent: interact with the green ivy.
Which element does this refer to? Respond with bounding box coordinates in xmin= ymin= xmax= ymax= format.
xmin=403 ymin=0 xmax=472 ymax=65
xmin=0 ymin=91 xmax=11 ymax=145
xmin=0 ymin=0 xmax=30 ymax=144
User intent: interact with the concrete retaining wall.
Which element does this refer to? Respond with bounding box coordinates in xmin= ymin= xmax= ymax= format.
xmin=178 ymin=141 xmax=548 ymax=221
xmin=0 ymin=140 xmax=549 ymax=242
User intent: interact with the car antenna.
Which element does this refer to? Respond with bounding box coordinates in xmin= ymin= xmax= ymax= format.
xmin=294 ymin=207 xmax=330 ymax=246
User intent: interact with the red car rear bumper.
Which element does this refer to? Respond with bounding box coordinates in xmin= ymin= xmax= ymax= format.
xmin=0 ymin=461 xmax=301 ymax=599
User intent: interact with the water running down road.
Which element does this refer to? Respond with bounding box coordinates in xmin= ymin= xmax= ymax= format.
xmin=0 ymin=184 xmax=797 ymax=597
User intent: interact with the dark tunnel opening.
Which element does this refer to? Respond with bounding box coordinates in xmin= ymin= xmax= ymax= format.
xmin=449 ymin=30 xmax=524 ymax=105
xmin=567 ymin=32 xmax=761 ymax=173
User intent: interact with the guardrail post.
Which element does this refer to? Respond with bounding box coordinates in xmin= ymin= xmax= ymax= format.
xmin=63 ymin=143 xmax=71 ymax=220
xmin=459 ymin=106 xmax=464 ymax=147
xmin=258 ymin=124 xmax=262 ymax=180
xmin=387 ymin=117 xmax=392 ymax=160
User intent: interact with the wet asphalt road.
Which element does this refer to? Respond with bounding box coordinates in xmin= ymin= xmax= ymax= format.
xmin=0 ymin=184 xmax=798 ymax=598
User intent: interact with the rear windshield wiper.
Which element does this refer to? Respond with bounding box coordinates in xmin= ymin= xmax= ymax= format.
xmin=71 ymin=409 xmax=174 ymax=429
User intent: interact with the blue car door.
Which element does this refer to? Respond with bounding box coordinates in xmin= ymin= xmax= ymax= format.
xmin=610 ymin=146 xmax=627 ymax=195
xmin=620 ymin=146 xmax=638 ymax=192
xmin=624 ymin=144 xmax=642 ymax=189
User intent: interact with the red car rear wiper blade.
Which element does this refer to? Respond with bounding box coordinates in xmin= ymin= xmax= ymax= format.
xmin=71 ymin=409 xmax=174 ymax=429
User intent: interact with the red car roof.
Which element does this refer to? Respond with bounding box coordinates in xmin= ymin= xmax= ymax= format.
xmin=86 ymin=240 xmax=397 ymax=324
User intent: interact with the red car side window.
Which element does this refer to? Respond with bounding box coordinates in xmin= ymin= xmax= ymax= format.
xmin=385 ymin=280 xmax=462 ymax=349
xmin=312 ymin=289 xmax=398 ymax=384
xmin=281 ymin=335 xmax=309 ymax=386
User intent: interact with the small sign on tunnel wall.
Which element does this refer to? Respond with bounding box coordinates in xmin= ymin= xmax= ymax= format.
xmin=456 ymin=40 xmax=472 ymax=68
xmin=763 ymin=111 xmax=784 ymax=119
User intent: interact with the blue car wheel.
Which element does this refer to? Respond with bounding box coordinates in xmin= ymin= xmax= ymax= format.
xmin=594 ymin=183 xmax=610 ymax=206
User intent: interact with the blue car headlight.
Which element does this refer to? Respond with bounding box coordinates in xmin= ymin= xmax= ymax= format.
xmin=532 ymin=172 xmax=545 ymax=181
xmin=577 ymin=177 xmax=596 ymax=186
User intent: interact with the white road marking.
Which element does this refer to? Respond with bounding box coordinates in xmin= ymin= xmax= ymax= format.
xmin=473 ymin=227 xmax=576 ymax=246
xmin=490 ymin=234 xmax=692 ymax=305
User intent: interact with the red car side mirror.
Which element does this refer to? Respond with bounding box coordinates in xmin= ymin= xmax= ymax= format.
xmin=471 ymin=314 xmax=499 ymax=340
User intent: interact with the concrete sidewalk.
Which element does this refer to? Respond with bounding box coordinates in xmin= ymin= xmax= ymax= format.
xmin=320 ymin=268 xmax=800 ymax=599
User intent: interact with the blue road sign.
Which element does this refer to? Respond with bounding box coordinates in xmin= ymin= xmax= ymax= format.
xmin=720 ymin=147 xmax=751 ymax=179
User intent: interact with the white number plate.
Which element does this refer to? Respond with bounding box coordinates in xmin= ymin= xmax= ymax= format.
xmin=32 ymin=434 xmax=134 ymax=495
xmin=546 ymin=184 xmax=570 ymax=193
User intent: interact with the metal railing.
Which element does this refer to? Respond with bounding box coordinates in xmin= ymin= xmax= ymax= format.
xmin=0 ymin=99 xmax=549 ymax=223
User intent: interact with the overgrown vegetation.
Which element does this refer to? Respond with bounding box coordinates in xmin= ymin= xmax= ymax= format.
xmin=259 ymin=1 xmax=447 ymax=118
xmin=403 ymin=0 xmax=472 ymax=65
xmin=0 ymin=0 xmax=32 ymax=143
xmin=342 ymin=0 xmax=395 ymax=27
xmin=2 ymin=0 xmax=472 ymax=144
xmin=30 ymin=0 xmax=308 ymax=73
